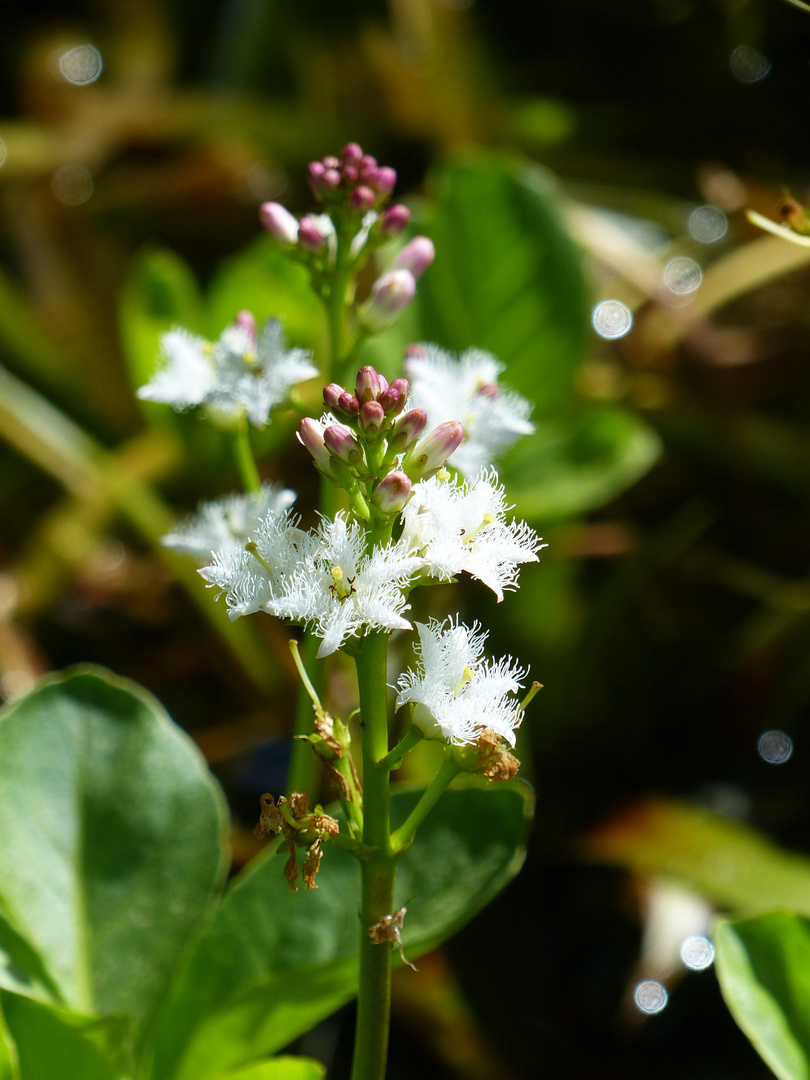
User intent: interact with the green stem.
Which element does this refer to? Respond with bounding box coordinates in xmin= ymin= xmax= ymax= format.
xmin=287 ymin=632 xmax=322 ymax=797
xmin=390 ymin=754 xmax=460 ymax=855
xmin=377 ymin=726 xmax=423 ymax=772
xmin=351 ymin=630 xmax=397 ymax=1080
xmin=227 ymin=421 xmax=262 ymax=494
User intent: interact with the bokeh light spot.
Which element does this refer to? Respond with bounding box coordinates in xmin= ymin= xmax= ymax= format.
xmin=758 ymin=729 xmax=793 ymax=764
xmin=59 ymin=44 xmax=103 ymax=85
xmin=663 ymin=256 xmax=702 ymax=295
xmin=592 ymin=299 xmax=633 ymax=339
xmin=634 ymin=979 xmax=668 ymax=1014
xmin=689 ymin=205 xmax=728 ymax=243
xmin=730 ymin=45 xmax=771 ymax=84
xmin=52 ymin=165 xmax=94 ymax=205
xmin=680 ymin=935 xmax=715 ymax=971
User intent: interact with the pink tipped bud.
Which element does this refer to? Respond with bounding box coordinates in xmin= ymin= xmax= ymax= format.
xmin=476 ymin=382 xmax=499 ymax=399
xmin=308 ymin=161 xmax=326 ymax=199
xmin=395 ymin=236 xmax=435 ymax=279
xmin=337 ymin=392 xmax=360 ymax=418
xmin=323 ymin=423 xmax=363 ymax=465
xmin=371 ymin=166 xmax=396 ymax=196
xmin=359 ymin=269 xmax=416 ymax=332
xmin=403 ymin=420 xmax=464 ymax=479
xmin=379 ymin=204 xmax=411 ymax=237
xmin=359 ymin=400 xmax=386 ymax=435
xmin=322 ymin=168 xmax=341 ymax=192
xmin=359 ymin=155 xmax=378 ymax=175
xmin=323 ymin=382 xmax=345 ymax=411
xmin=323 ymin=156 xmax=340 ymax=170
xmin=298 ymin=216 xmax=327 ymax=252
xmin=378 ymin=377 xmax=409 ymax=415
xmin=342 ymin=142 xmax=364 ymax=165
xmin=388 ymin=407 xmax=427 ymax=453
xmin=235 ymin=310 xmax=257 ymax=343
xmin=342 ymin=164 xmax=359 ymax=184
xmin=355 ymin=365 xmax=389 ymax=404
xmin=371 ymin=471 xmax=412 ymax=514
xmin=298 ymin=418 xmax=334 ymax=475
xmin=260 ymin=202 xmax=299 ymax=245
xmin=349 ymin=185 xmax=377 ymax=213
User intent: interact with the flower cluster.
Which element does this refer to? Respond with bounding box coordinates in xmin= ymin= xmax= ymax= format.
xmin=137 ymin=314 xmax=317 ymax=427
xmin=260 ymin=143 xmax=435 ymax=335
xmin=396 ymin=619 xmax=528 ymax=746
xmin=298 ymin=365 xmax=463 ymax=520
xmin=405 ymin=343 xmax=534 ymax=477
xmin=161 ymin=483 xmax=295 ymax=562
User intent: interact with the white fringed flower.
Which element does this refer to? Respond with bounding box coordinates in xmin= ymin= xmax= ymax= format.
xmin=405 ymin=344 xmax=534 ymax=477
xmin=138 ymin=317 xmax=317 ymax=427
xmin=395 ymin=619 xmax=527 ymax=746
xmin=199 ymin=511 xmax=313 ymax=620
xmin=161 ymin=484 xmax=296 ymax=562
xmin=270 ymin=515 xmax=425 ymax=658
xmin=400 ymin=468 xmax=544 ymax=601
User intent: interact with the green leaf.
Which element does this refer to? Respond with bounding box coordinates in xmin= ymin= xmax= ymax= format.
xmin=504 ymin=405 xmax=661 ymax=521
xmin=119 ymin=247 xmax=203 ymax=395
xmin=0 ymin=668 xmax=229 ymax=1031
xmin=415 ymin=156 xmax=589 ymax=417
xmin=207 ymin=236 xmax=326 ymax=353
xmin=584 ymin=798 xmax=810 ymax=917
xmin=144 ymin=781 xmax=533 ymax=1080
xmin=0 ymin=990 xmax=133 ymax=1080
xmin=715 ymin=913 xmax=810 ymax=1080
xmin=218 ymin=1057 xmax=325 ymax=1080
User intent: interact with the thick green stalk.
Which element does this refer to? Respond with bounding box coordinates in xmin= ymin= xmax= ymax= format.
xmin=351 ymin=630 xmax=397 ymax=1080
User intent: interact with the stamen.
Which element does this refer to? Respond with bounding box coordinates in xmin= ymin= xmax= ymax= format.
xmin=245 ymin=541 xmax=273 ymax=575
xmin=330 ymin=565 xmax=353 ymax=599
xmin=519 ymin=681 xmax=543 ymax=712
xmin=452 ymin=665 xmax=474 ymax=696
xmin=462 ymin=513 xmax=495 ymax=546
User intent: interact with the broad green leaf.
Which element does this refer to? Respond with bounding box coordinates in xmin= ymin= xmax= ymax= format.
xmin=0 ymin=668 xmax=229 ymax=1030
xmin=207 ymin=236 xmax=326 ymax=353
xmin=144 ymin=782 xmax=533 ymax=1080
xmin=584 ymin=798 xmax=810 ymax=916
xmin=120 ymin=247 xmax=204 ymax=396
xmin=0 ymin=990 xmax=133 ymax=1080
xmin=219 ymin=1057 xmax=325 ymax=1080
xmin=415 ymin=156 xmax=588 ymax=417
xmin=715 ymin=913 xmax=810 ymax=1080
xmin=504 ymin=405 xmax=661 ymax=521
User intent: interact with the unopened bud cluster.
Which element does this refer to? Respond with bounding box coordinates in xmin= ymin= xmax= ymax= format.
xmin=299 ymin=365 xmax=463 ymax=520
xmin=260 ymin=143 xmax=434 ymax=337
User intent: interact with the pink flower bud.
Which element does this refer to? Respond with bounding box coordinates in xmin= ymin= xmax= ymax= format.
xmin=235 ymin=310 xmax=257 ymax=343
xmin=323 ymin=156 xmax=340 ymax=170
xmin=395 ymin=237 xmax=435 ymax=279
xmin=476 ymin=383 xmax=499 ymax=399
xmin=337 ymin=392 xmax=360 ymax=418
xmin=378 ymin=377 xmax=409 ymax=415
xmin=359 ymin=269 xmax=416 ymax=332
xmin=349 ymin=185 xmax=377 ymax=213
xmin=259 ymin=202 xmax=299 ymax=245
xmin=323 ymin=383 xmax=345 ymax=411
xmin=359 ymin=400 xmax=386 ymax=435
xmin=342 ymin=164 xmax=359 ymax=184
xmin=322 ymin=168 xmax=341 ymax=192
xmin=371 ymin=471 xmax=412 ymax=514
xmin=371 ymin=166 xmax=396 ymax=196
xmin=388 ymin=408 xmax=427 ymax=453
xmin=298 ymin=418 xmax=334 ymax=475
xmin=342 ymin=142 xmax=364 ymax=165
xmin=403 ymin=420 xmax=464 ymax=479
xmin=298 ymin=216 xmax=327 ymax=252
xmin=379 ymin=204 xmax=410 ymax=237
xmin=359 ymin=155 xmax=378 ymax=175
xmin=308 ymin=161 xmax=326 ymax=199
xmin=324 ymin=423 xmax=363 ymax=465
xmin=355 ymin=365 xmax=388 ymax=404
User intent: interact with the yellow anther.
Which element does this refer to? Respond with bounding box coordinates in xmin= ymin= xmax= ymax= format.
xmin=331 ymin=566 xmax=344 ymax=583
xmin=452 ymin=666 xmax=474 ymax=696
